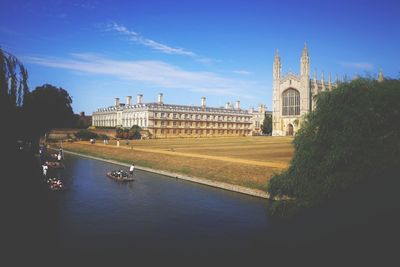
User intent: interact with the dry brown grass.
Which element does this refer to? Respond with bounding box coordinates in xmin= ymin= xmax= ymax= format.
xmin=60 ymin=136 xmax=293 ymax=191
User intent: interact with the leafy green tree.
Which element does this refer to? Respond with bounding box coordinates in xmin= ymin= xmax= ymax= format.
xmin=130 ymin=125 xmax=142 ymax=139
xmin=24 ymin=84 xmax=75 ymax=137
xmin=267 ymin=78 xmax=400 ymax=215
xmin=115 ymin=125 xmax=142 ymax=140
xmin=261 ymin=113 xmax=272 ymax=135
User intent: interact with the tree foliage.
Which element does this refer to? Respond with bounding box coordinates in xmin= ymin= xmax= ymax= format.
xmin=75 ymin=129 xmax=98 ymax=141
xmin=0 ymin=48 xmax=30 ymax=151
xmin=267 ymin=78 xmax=400 ymax=215
xmin=0 ymin=48 xmax=29 ymax=109
xmin=115 ymin=125 xmax=142 ymax=140
xmin=261 ymin=113 xmax=272 ymax=135
xmin=24 ymin=84 xmax=75 ymax=137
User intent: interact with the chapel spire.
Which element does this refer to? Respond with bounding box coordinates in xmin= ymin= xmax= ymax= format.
xmin=300 ymin=43 xmax=310 ymax=78
xmin=273 ymin=49 xmax=281 ymax=80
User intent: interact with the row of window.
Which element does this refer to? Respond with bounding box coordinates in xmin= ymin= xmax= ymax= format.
xmin=154 ymin=129 xmax=249 ymax=135
xmin=153 ymin=112 xmax=250 ymax=122
xmin=155 ymin=121 xmax=248 ymax=127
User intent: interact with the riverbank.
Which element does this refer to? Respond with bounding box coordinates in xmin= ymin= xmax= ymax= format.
xmin=60 ymin=148 xmax=272 ymax=199
xmin=53 ymin=137 xmax=292 ymax=192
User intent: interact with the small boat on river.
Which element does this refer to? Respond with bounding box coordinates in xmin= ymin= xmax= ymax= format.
xmin=46 ymin=178 xmax=65 ymax=191
xmin=107 ymin=170 xmax=134 ymax=182
xmin=45 ymin=161 xmax=65 ymax=169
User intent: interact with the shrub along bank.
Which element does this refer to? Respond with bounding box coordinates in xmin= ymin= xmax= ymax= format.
xmin=267 ymin=78 xmax=400 ymax=216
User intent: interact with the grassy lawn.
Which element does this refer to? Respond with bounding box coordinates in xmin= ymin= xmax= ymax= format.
xmin=58 ymin=136 xmax=294 ymax=191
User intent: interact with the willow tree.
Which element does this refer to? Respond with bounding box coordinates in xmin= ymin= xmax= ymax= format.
xmin=0 ymin=48 xmax=30 ymax=152
xmin=0 ymin=48 xmax=29 ymax=109
xmin=267 ymin=78 xmax=400 ymax=215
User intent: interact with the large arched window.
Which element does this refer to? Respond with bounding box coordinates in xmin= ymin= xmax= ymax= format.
xmin=282 ymin=88 xmax=300 ymax=116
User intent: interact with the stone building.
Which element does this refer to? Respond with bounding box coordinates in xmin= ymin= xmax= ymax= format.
xmin=249 ymin=104 xmax=269 ymax=135
xmin=272 ymin=44 xmax=339 ymax=136
xmin=92 ymin=93 xmax=271 ymax=138
xmin=75 ymin=111 xmax=92 ymax=128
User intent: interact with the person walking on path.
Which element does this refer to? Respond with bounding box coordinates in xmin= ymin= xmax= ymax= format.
xmin=129 ymin=164 xmax=135 ymax=176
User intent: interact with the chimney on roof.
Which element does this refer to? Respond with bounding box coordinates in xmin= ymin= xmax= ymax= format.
xmin=126 ymin=96 xmax=132 ymax=106
xmin=137 ymin=94 xmax=143 ymax=104
xmin=115 ymin=97 xmax=120 ymax=107
xmin=158 ymin=93 xmax=163 ymax=104
xmin=201 ymin=97 xmax=206 ymax=108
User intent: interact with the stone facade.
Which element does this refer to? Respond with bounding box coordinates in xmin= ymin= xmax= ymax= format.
xmin=272 ymin=44 xmax=338 ymax=136
xmin=93 ymin=93 xmax=271 ymax=138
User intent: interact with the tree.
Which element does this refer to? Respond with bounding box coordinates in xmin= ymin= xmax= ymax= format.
xmin=0 ymin=48 xmax=29 ymax=109
xmin=75 ymin=129 xmax=98 ymax=141
xmin=267 ymin=78 xmax=400 ymax=215
xmin=130 ymin=125 xmax=142 ymax=139
xmin=115 ymin=125 xmax=142 ymax=140
xmin=0 ymin=48 xmax=30 ymax=152
xmin=261 ymin=113 xmax=272 ymax=135
xmin=24 ymin=84 xmax=75 ymax=137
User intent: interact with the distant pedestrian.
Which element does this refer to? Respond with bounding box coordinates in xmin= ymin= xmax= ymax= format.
xmin=57 ymin=153 xmax=62 ymax=161
xmin=42 ymin=165 xmax=48 ymax=177
xmin=129 ymin=164 xmax=135 ymax=176
xmin=116 ymin=140 xmax=120 ymax=147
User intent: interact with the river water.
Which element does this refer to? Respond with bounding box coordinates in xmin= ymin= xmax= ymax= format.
xmin=49 ymin=153 xmax=277 ymax=262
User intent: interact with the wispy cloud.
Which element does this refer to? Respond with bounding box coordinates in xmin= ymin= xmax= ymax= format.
xmin=233 ymin=70 xmax=252 ymax=75
xmin=26 ymin=54 xmax=256 ymax=99
xmin=107 ymin=22 xmax=215 ymax=63
xmin=339 ymin=61 xmax=374 ymax=70
xmin=108 ymin=22 xmax=197 ymax=57
xmin=73 ymin=2 xmax=96 ymax=10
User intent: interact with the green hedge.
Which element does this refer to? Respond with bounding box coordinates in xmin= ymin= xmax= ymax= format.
xmin=75 ymin=129 xmax=98 ymax=140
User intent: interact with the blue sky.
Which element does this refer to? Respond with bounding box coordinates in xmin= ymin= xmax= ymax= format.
xmin=1 ymin=0 xmax=399 ymax=114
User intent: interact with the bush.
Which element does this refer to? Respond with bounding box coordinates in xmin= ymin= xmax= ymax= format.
xmin=75 ymin=129 xmax=98 ymax=141
xmin=267 ymin=78 xmax=400 ymax=215
xmin=115 ymin=125 xmax=142 ymax=140
xmin=98 ymin=134 xmax=109 ymax=140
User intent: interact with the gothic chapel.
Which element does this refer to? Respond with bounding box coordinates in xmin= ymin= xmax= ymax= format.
xmin=272 ymin=44 xmax=338 ymax=136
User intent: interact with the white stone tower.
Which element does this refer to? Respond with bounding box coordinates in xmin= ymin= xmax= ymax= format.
xmin=300 ymin=43 xmax=311 ymax=115
xmin=272 ymin=50 xmax=281 ymax=136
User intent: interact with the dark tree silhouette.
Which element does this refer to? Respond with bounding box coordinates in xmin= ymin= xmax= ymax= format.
xmin=24 ymin=84 xmax=75 ymax=138
xmin=0 ymin=48 xmax=30 ymax=152
xmin=268 ymin=77 xmax=400 ymax=215
xmin=261 ymin=112 xmax=272 ymax=135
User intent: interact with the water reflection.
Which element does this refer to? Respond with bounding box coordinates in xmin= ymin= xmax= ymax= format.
xmin=51 ymin=153 xmax=272 ymax=259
